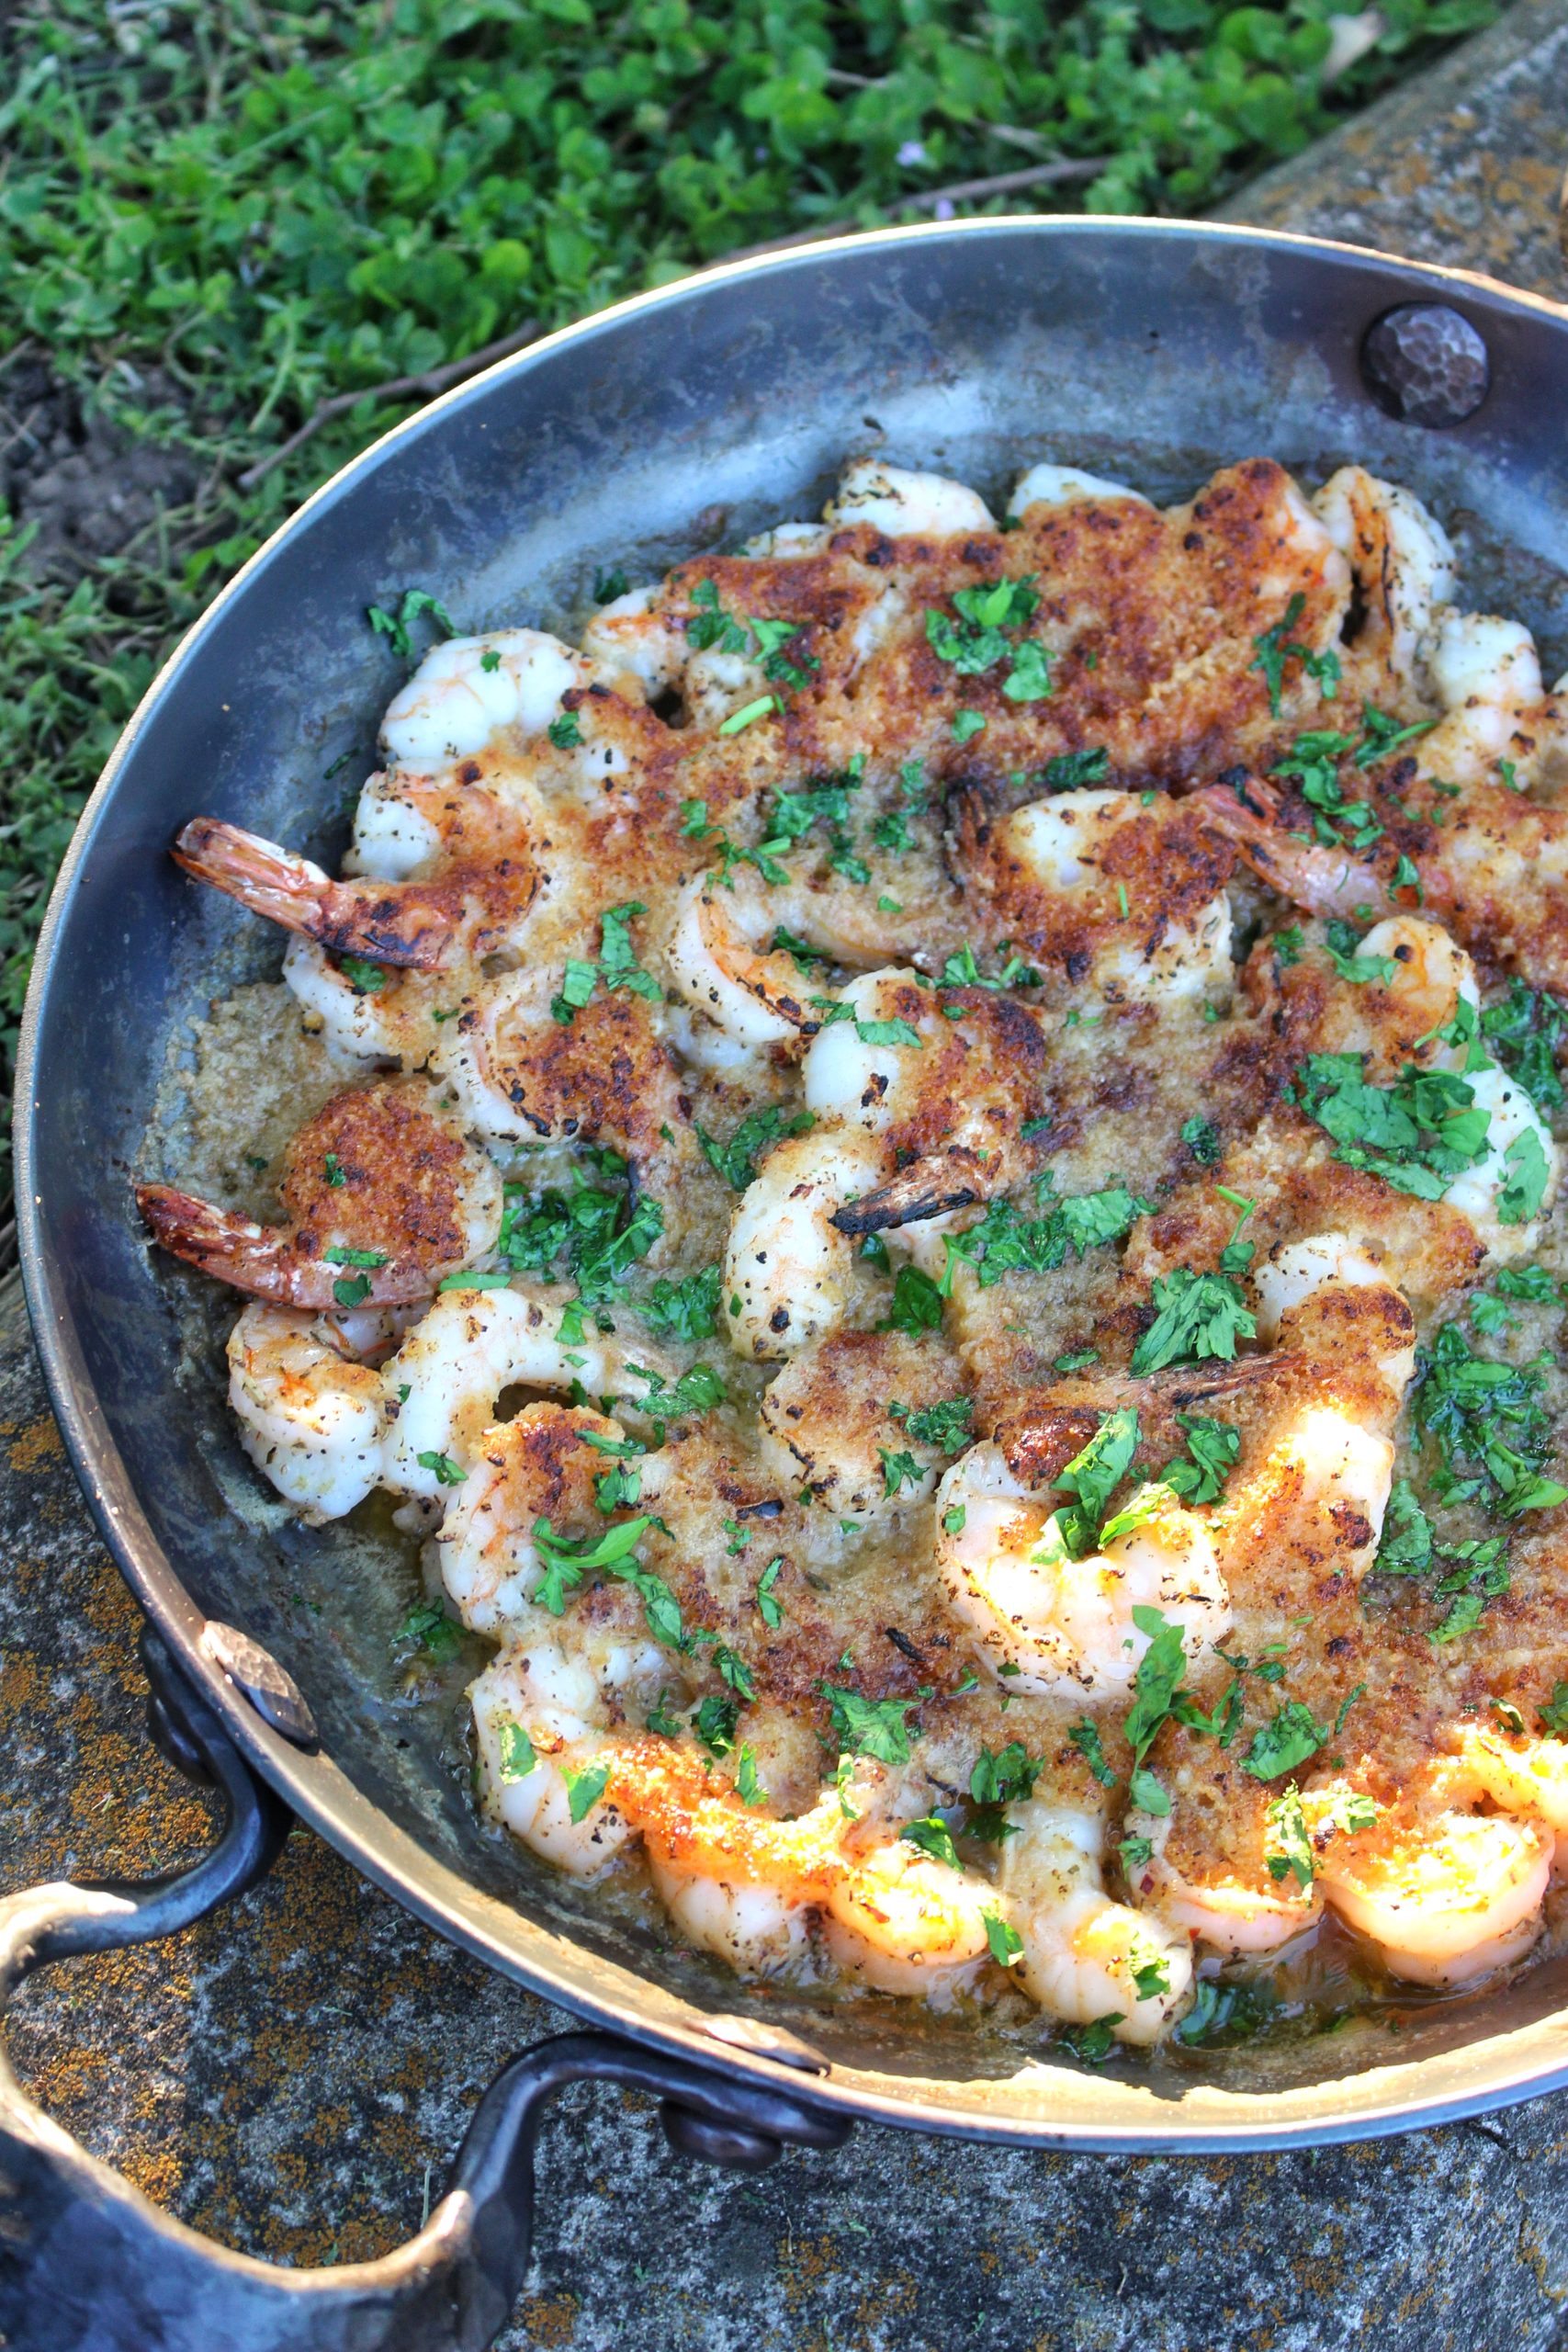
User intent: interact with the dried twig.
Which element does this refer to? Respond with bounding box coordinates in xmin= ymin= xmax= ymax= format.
xmin=721 ymin=156 xmax=1101 ymax=265
xmin=236 ymin=153 xmax=1100 ymax=488
xmin=235 ymin=317 xmax=541 ymax=489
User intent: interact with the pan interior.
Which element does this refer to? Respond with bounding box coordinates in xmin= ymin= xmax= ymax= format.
xmin=27 ymin=222 xmax=1568 ymax=2139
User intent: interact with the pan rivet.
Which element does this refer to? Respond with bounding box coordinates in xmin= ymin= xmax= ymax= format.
xmin=199 ymin=1621 xmax=319 ymax=1747
xmin=1359 ymin=303 xmax=1490 ymax=427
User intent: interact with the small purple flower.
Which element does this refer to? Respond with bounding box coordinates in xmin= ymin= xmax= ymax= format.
xmin=896 ymin=140 xmax=929 ymax=168
xmin=934 ymin=198 xmax=955 ymax=221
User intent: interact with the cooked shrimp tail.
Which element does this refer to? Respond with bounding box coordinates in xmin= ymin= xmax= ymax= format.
xmin=138 ymin=1082 xmax=503 ymax=1309
xmin=1191 ymin=776 xmax=1384 ymax=918
xmin=174 ymin=816 xmax=491 ymax=970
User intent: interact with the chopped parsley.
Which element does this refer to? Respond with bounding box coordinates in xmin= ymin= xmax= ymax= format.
xmin=323 ymin=1152 xmax=345 ymax=1187
xmin=1540 ymin=1684 xmax=1568 ymax=1736
xmin=888 ymin=1396 xmax=975 ymax=1454
xmin=1249 ymin=593 xmax=1340 ymax=718
xmin=967 ymin=1741 xmax=1045 ymax=1841
xmin=547 ymin=709 xmax=583 ymax=749
xmin=1119 ymin=1604 xmax=1190 ymax=1816
xmin=560 ymin=1759 xmax=611 ymax=1823
xmin=736 ymin=1746 xmax=768 ymax=1806
xmin=1291 ymin=1053 xmax=1493 ymax=1202
xmin=1060 ymin=2015 xmax=1123 ymax=2064
xmin=942 ymin=1183 xmax=1152 ymax=1293
xmin=531 ymin=1510 xmax=661 ymax=1623
xmin=623 ymin=1360 xmax=727 ymax=1431
xmin=982 ymin=1910 xmax=1025 ymax=1966
xmin=952 ymin=709 xmax=987 ymax=745
xmin=821 ymin=1684 xmax=917 ymax=1766
xmin=759 ymin=756 xmax=867 ymax=879
xmin=1323 ymin=919 xmax=1397 ymax=986
xmin=1265 ymin=1784 xmax=1380 ymax=1892
xmin=936 ymin=942 xmax=1040 ymax=992
xmin=1049 ymin=1408 xmax=1141 ymax=1559
xmin=497 ymin=1721 xmax=537 ymax=1781
xmin=755 ymin=1556 xmax=784 ymax=1629
xmin=1241 ymin=1688 xmax=1363 ymax=1783
xmin=696 ymin=1104 xmax=815 ymax=1191
xmin=416 ymin=1450 xmax=467 ymax=1487
xmin=900 ymin=1815 xmax=961 ymax=1870
xmin=925 ymin=575 xmax=1047 ymax=706
xmin=1068 ymin=1718 xmax=1118 ymax=1790
xmin=366 ymin=585 xmax=455 ymax=662
xmin=339 ymin=953 xmax=386 ymax=994
xmin=1156 ymin=1412 xmax=1241 ymax=1506
xmin=1482 ymin=979 xmax=1567 ymax=1112
xmin=694 ymin=1693 xmax=739 ymax=1756
xmin=550 ymin=899 xmax=662 ymax=1023
xmin=1180 ymin=1116 xmax=1221 ymax=1164
xmin=396 ymin=1598 xmax=461 ymax=1659
xmin=881 ymin=1264 xmax=945 ymax=1336
xmin=1374 ymin=1476 xmax=1434 ymax=1575
xmin=1413 ymin=1322 xmax=1567 ymax=1517
xmin=879 ymin=1446 xmax=924 ymax=1498
xmin=1040 ymin=746 xmax=1108 ymax=791
xmin=638 ymin=1263 xmax=723 ymax=1343
xmin=499 ymin=1171 xmax=662 ymax=1307
xmin=592 ymin=564 xmax=629 ymax=605
xmin=1130 ymin=1267 xmax=1255 ymax=1376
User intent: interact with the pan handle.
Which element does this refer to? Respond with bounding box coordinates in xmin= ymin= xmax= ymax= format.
xmin=0 ymin=1630 xmax=850 ymax=2352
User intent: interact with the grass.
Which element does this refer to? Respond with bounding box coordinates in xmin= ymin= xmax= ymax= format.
xmin=0 ymin=0 xmax=1495 ymax=1232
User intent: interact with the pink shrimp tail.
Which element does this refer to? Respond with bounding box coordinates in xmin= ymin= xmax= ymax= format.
xmin=1191 ymin=776 xmax=1380 ymax=917
xmin=174 ymin=819 xmax=337 ymax=940
xmin=136 ymin=1182 xmax=435 ymax=1308
xmin=173 ymin=817 xmax=459 ymax=968
xmin=137 ymin=1182 xmax=292 ymax=1294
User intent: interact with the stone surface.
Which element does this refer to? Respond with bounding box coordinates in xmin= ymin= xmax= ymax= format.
xmin=7 ymin=17 xmax=1568 ymax=2345
xmin=1219 ymin=0 xmax=1568 ymax=305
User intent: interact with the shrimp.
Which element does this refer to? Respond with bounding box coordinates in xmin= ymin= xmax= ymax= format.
xmin=722 ymin=1127 xmax=892 ymax=1360
xmin=138 ymin=1081 xmax=503 ymax=1308
xmin=1134 ymin=919 xmax=1560 ymax=1289
xmin=999 ymin=1804 xmax=1192 ymax=2042
xmin=379 ymin=628 xmax=597 ymax=767
xmin=800 ymin=967 xmax=1054 ymax=1215
xmin=1124 ymin=1806 xmax=1322 ymax=1959
xmin=1195 ymin=662 xmax=1568 ymax=994
xmin=1006 ymin=464 xmax=1152 ymax=521
xmin=226 ymin=1301 xmax=388 ymax=1519
xmin=383 ymin=1283 xmax=681 ymax=1499
xmin=662 ymin=873 xmax=823 ymax=1055
xmin=931 ymin=1442 xmax=1231 ymax=1697
xmin=173 ymin=785 xmax=542 ymax=974
xmin=757 ymin=1328 xmax=970 ymax=1516
xmin=1451 ymin=1723 xmax=1568 ymax=1837
xmin=437 ymin=1403 xmax=674 ymax=1635
xmin=823 ymin=458 xmax=997 ymax=537
xmin=821 ymin=1838 xmax=997 ymax=1996
xmin=471 ymin=1636 xmax=660 ymax=1879
xmin=1251 ymin=1233 xmax=1416 ymax=1401
xmin=1311 ymin=464 xmax=1457 ymax=694
xmin=947 ymin=786 xmax=1235 ymax=1000
xmin=430 ymin=962 xmax=694 ymax=1176
xmin=1315 ymin=1792 xmax=1552 ymax=1988
xmin=647 ymin=1852 xmax=814 ymax=1979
